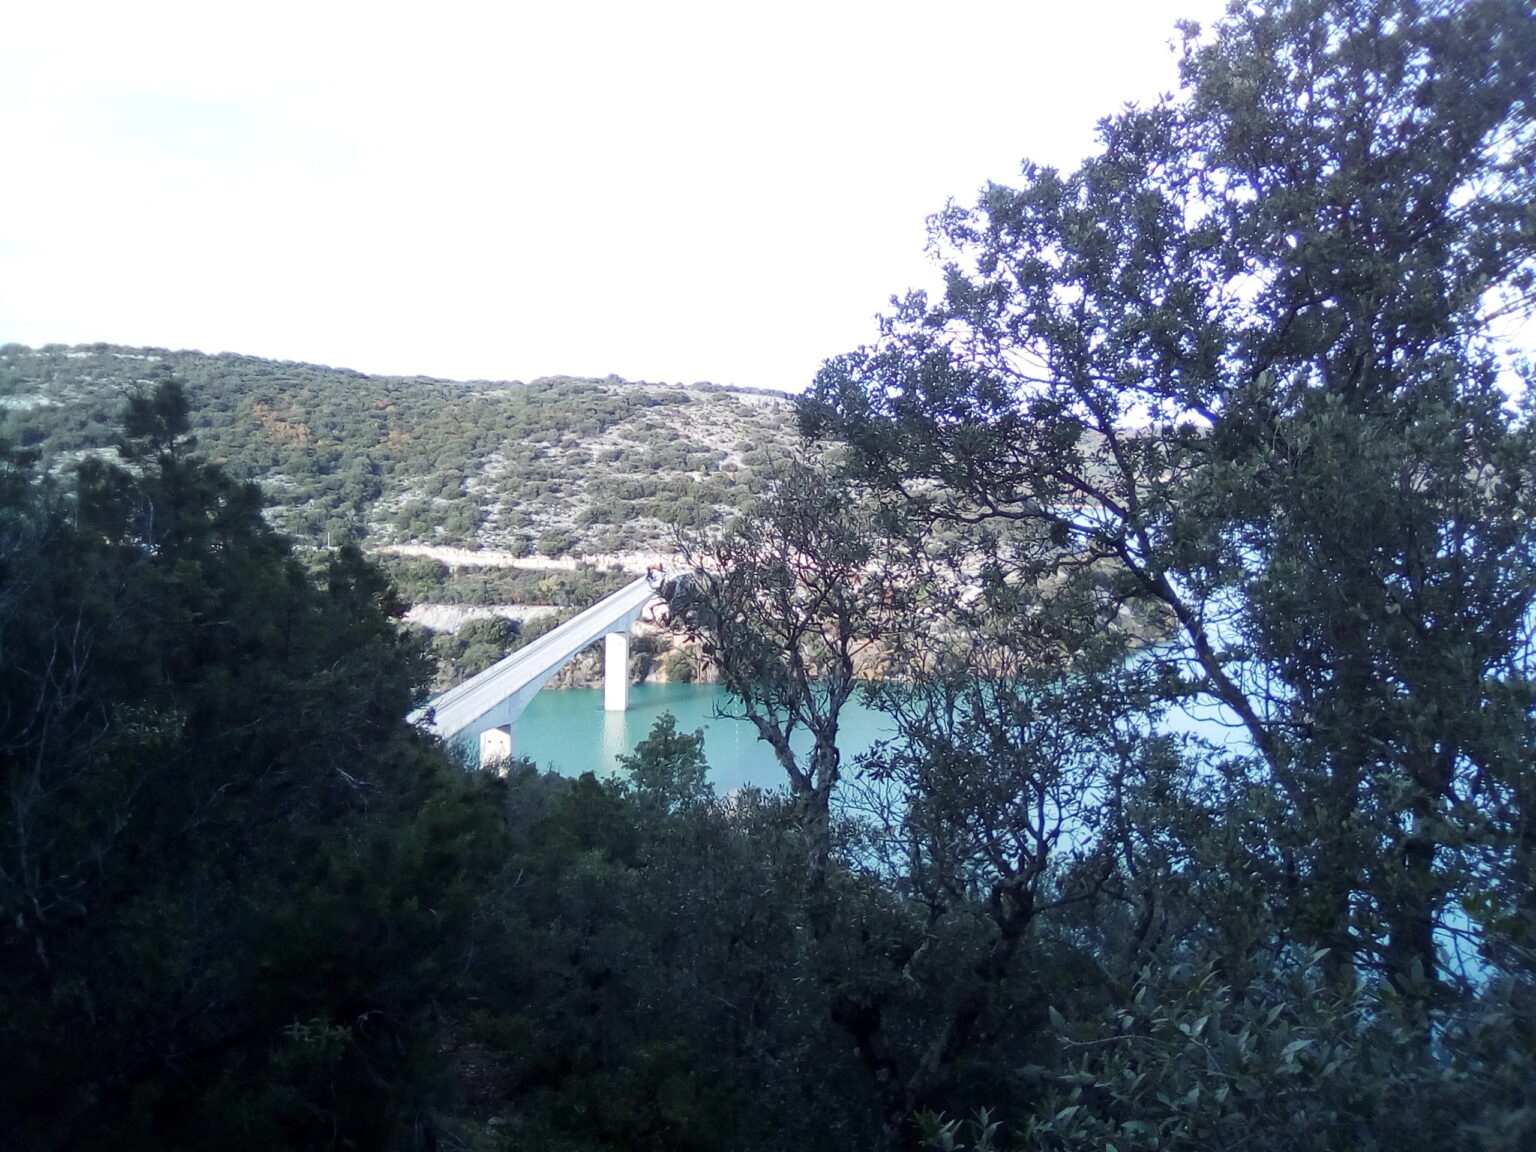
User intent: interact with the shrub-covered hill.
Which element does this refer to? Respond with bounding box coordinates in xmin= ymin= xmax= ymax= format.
xmin=0 ymin=342 xmax=802 ymax=555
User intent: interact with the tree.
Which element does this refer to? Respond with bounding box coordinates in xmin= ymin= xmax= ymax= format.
xmin=618 ymin=712 xmax=712 ymax=813
xmin=663 ymin=457 xmax=901 ymax=883
xmin=0 ymin=379 xmax=504 ymax=1149
xmin=803 ymin=0 xmax=1536 ymax=995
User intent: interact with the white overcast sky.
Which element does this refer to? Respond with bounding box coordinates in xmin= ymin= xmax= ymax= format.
xmin=1 ymin=0 xmax=1229 ymax=392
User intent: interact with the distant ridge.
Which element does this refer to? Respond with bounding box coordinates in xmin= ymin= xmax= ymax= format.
xmin=0 ymin=342 xmax=805 ymax=557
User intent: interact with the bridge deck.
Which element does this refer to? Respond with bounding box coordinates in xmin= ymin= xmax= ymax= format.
xmin=412 ymin=574 xmax=662 ymax=750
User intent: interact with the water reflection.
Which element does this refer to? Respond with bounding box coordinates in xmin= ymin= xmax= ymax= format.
xmin=513 ymin=682 xmax=892 ymax=794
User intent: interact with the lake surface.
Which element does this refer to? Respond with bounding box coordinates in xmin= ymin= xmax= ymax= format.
xmin=513 ymin=668 xmax=1245 ymax=795
xmin=513 ymin=682 xmax=894 ymax=794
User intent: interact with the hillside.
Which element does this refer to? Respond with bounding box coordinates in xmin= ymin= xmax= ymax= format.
xmin=0 ymin=342 xmax=803 ymax=557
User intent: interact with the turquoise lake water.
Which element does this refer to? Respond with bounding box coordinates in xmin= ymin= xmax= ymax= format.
xmin=512 ymin=665 xmax=1243 ymax=795
xmin=513 ymin=682 xmax=894 ymax=794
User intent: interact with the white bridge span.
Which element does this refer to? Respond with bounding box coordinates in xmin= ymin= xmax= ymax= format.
xmin=411 ymin=574 xmax=666 ymax=766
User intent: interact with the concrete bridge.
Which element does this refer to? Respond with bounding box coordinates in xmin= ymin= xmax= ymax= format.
xmin=411 ymin=574 xmax=666 ymax=766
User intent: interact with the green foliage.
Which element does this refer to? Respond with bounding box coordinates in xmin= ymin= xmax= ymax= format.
xmin=967 ymin=957 xmax=1536 ymax=1152
xmin=375 ymin=555 xmax=633 ymax=608
xmin=617 ymin=714 xmax=712 ymax=812
xmin=456 ymin=760 xmax=884 ymax=1152
xmin=790 ymin=0 xmax=1536 ymax=1145
xmin=659 ymin=647 xmax=698 ymax=683
xmin=537 ymin=526 xmax=574 ymax=557
xmin=0 ymin=379 xmax=509 ymax=1148
xmin=518 ymin=608 xmax=572 ymax=646
xmin=431 ymin=614 xmax=522 ymax=688
xmin=804 ymin=0 xmax=1536 ymax=993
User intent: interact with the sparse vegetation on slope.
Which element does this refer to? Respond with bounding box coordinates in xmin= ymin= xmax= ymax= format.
xmin=0 ymin=344 xmax=802 ymax=555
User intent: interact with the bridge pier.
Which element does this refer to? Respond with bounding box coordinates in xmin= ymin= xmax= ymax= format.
xmin=479 ymin=724 xmax=514 ymax=767
xmin=604 ymin=630 xmax=629 ymax=712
